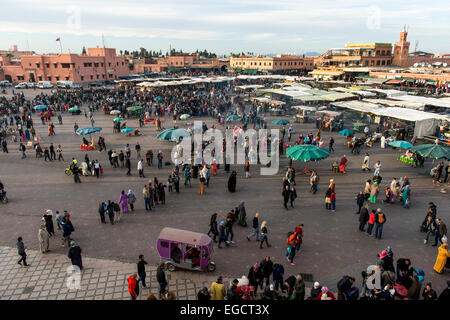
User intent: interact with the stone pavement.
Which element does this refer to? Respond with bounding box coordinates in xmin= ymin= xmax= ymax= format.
xmin=0 ymin=246 xmax=232 ymax=300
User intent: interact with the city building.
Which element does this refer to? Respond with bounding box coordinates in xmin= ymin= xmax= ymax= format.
xmin=0 ymin=46 xmax=131 ymax=84
xmin=229 ymin=54 xmax=314 ymax=74
xmin=130 ymin=53 xmax=229 ymax=74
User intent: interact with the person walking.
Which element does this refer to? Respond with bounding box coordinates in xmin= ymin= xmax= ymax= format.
xmin=247 ymin=213 xmax=260 ymax=242
xmin=423 ymin=215 xmax=436 ymax=244
xmin=282 ymin=185 xmax=290 ymax=210
xmin=156 ymin=263 xmax=168 ymax=297
xmin=128 ymin=273 xmax=139 ymax=300
xmin=127 ymin=189 xmax=136 ymax=211
xmin=290 ymin=185 xmax=297 ymax=208
xmin=362 ymin=153 xmax=370 ymax=172
xmin=217 ymin=221 xmax=229 ymax=249
xmin=98 ymin=202 xmax=106 ymax=223
xmin=272 ymin=263 xmax=285 ymax=292
xmin=125 ymin=156 xmax=131 ymax=176
xmin=38 ymin=224 xmax=50 ymax=253
xmin=310 ymin=170 xmax=319 ymax=194
xmin=106 ymin=201 xmax=115 ymax=225
xmin=374 ymin=161 xmax=382 ymax=176
xmin=328 ymin=137 xmax=334 ymax=152
xmin=433 ymin=218 xmax=447 ymax=247
xmin=359 ymin=204 xmax=370 ymax=232
xmin=49 ymin=143 xmax=56 ymax=160
xmin=57 ymin=144 xmax=65 ymax=161
xmin=137 ymin=159 xmax=145 ymax=178
xmin=259 ymin=221 xmax=271 ymax=248
xmin=68 ymin=240 xmax=83 ymax=270
xmin=210 ymin=276 xmax=226 ymax=300
xmin=17 ymin=237 xmax=29 ymax=267
xmin=374 ymin=208 xmax=386 ymax=239
xmin=137 ymin=255 xmax=148 ymax=288
xmin=199 ymin=167 xmax=206 ymax=195
xmin=369 ymin=181 xmax=379 ymax=204
xmin=118 ymin=190 xmax=129 ymax=214
xmin=142 ymin=185 xmax=152 ymax=211
xmin=207 ymin=213 xmax=219 ymax=242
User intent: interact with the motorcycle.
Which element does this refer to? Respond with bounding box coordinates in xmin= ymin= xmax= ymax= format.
xmin=0 ymin=190 xmax=8 ymax=204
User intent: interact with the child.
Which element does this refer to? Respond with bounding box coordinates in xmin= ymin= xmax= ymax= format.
xmin=383 ymin=187 xmax=392 ymax=204
xmin=367 ymin=210 xmax=376 ymax=235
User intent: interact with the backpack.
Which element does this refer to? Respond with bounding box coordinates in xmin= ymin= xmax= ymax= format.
xmin=378 ymin=213 xmax=385 ymax=224
xmin=286 ymin=232 xmax=296 ymax=245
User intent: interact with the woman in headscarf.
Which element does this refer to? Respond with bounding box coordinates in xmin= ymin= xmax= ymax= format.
xmin=401 ymin=185 xmax=411 ymax=208
xmin=118 ymin=190 xmax=129 ymax=213
xmin=390 ymin=178 xmax=398 ymax=203
xmin=38 ymin=223 xmax=50 ymax=253
xmin=228 ymin=171 xmax=237 ymax=193
xmin=127 ymin=189 xmax=136 ymax=211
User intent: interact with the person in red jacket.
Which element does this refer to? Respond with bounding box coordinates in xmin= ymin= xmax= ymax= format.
xmin=128 ymin=273 xmax=139 ymax=300
xmin=367 ymin=210 xmax=376 ymax=236
xmin=295 ymin=224 xmax=304 ymax=252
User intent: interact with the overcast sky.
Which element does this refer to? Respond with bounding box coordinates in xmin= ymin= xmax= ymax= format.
xmin=1 ymin=0 xmax=449 ymax=55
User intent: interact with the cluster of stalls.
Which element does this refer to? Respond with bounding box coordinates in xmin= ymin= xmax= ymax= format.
xmin=332 ymin=100 xmax=449 ymax=139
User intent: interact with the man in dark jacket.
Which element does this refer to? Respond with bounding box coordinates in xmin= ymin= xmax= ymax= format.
xmin=337 ymin=275 xmax=355 ymax=300
xmin=438 ymin=280 xmax=450 ymax=301
xmin=68 ymin=241 xmax=83 ymax=270
xmin=359 ymin=204 xmax=370 ymax=231
xmin=247 ymin=213 xmax=260 ymax=241
xmin=157 ymin=263 xmax=167 ymax=297
xmin=61 ymin=219 xmax=72 ymax=247
xmin=260 ymin=256 xmax=274 ymax=287
xmin=356 ymin=191 xmax=365 ymax=214
xmin=433 ymin=218 xmax=447 ymax=247
xmin=137 ymin=254 xmax=148 ymax=288
xmin=282 ymin=185 xmax=290 ymax=210
xmin=226 ymin=279 xmax=242 ymax=300
xmin=272 ymin=263 xmax=285 ymax=292
xmin=422 ymin=283 xmax=437 ymax=300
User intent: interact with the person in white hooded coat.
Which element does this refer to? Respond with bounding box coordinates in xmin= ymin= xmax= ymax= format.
xmin=38 ymin=223 xmax=50 ymax=253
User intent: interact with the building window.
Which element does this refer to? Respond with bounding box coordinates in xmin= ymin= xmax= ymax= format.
xmin=94 ymin=63 xmax=99 ymax=67
xmin=387 ymin=60 xmax=391 ymax=65
xmin=96 ymin=75 xmax=99 ymax=79
xmin=376 ymin=60 xmax=380 ymax=65
xmin=382 ymin=60 xmax=385 ymax=65
xmin=101 ymin=63 xmax=104 ymax=67
xmin=38 ymin=76 xmax=42 ymax=81
xmin=108 ymin=63 xmax=111 ymax=67
xmin=46 ymin=64 xmax=50 ymax=68
xmin=54 ymin=63 xmax=58 ymax=68
xmin=61 ymin=63 xmax=71 ymax=68
xmin=90 ymin=75 xmax=93 ymax=80
xmin=65 ymin=76 xmax=69 ymax=80
xmin=102 ymin=74 xmax=105 ymax=79
xmin=36 ymin=63 xmax=40 ymax=68
xmin=81 ymin=76 xmax=84 ymax=81
xmin=55 ymin=77 xmax=59 ymax=81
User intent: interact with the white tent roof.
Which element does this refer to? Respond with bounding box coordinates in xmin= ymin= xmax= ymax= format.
xmin=363 ymin=98 xmax=424 ymax=110
xmin=331 ymin=87 xmax=377 ymax=97
xmin=390 ymin=95 xmax=450 ymax=109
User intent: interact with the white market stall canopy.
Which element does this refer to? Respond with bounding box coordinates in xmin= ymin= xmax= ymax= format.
xmin=235 ymin=85 xmax=265 ymax=90
xmin=366 ymin=88 xmax=406 ymax=98
xmin=390 ymin=95 xmax=450 ymax=109
xmin=330 ymin=87 xmax=377 ymax=97
xmin=363 ymin=98 xmax=425 ymax=110
xmin=334 ymin=102 xmax=448 ymax=137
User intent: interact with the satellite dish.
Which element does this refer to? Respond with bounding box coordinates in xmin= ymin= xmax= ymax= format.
xmin=413 ymin=63 xmax=419 ymax=67
xmin=427 ymin=64 xmax=432 ymax=68
xmin=443 ymin=63 xmax=448 ymax=67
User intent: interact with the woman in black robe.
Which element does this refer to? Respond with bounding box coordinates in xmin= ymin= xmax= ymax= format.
xmin=228 ymin=171 xmax=237 ymax=192
xmin=68 ymin=241 xmax=83 ymax=270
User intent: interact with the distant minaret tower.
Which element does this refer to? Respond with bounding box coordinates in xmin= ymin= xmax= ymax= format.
xmin=393 ymin=26 xmax=410 ymax=67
